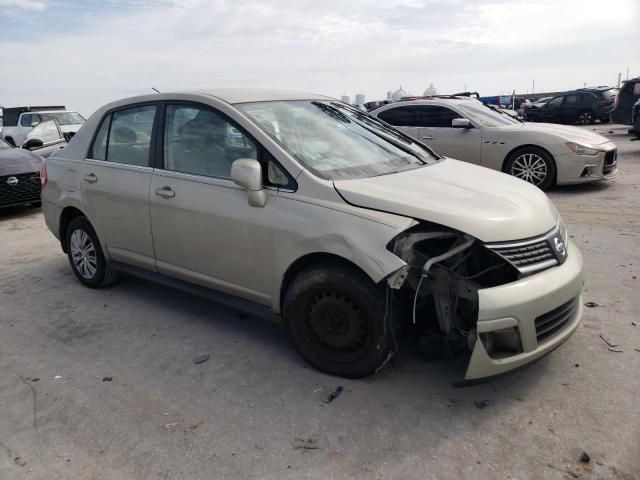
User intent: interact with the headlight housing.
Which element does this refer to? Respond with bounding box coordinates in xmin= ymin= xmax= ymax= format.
xmin=566 ymin=142 xmax=601 ymax=156
xmin=558 ymin=220 xmax=568 ymax=246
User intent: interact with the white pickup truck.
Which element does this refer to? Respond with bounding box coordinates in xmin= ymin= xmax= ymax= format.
xmin=1 ymin=106 xmax=85 ymax=147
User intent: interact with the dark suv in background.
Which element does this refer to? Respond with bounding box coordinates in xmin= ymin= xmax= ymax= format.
xmin=534 ymin=87 xmax=617 ymax=125
xmin=611 ymin=77 xmax=640 ymax=125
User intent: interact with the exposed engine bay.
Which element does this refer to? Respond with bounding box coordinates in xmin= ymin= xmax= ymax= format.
xmin=385 ymin=223 xmax=522 ymax=379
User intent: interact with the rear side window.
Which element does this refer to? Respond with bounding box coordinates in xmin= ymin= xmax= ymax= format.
xmin=21 ymin=114 xmax=34 ymax=126
xmin=89 ymin=105 xmax=157 ymax=166
xmin=377 ymin=106 xmax=417 ymax=127
xmin=415 ymin=105 xmax=463 ymax=127
xmin=633 ymin=83 xmax=640 ymax=96
xmin=546 ymin=97 xmax=563 ymax=108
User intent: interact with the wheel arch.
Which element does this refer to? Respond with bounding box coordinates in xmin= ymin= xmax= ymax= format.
xmin=279 ymin=252 xmax=377 ymax=314
xmin=502 ymin=143 xmax=557 ymax=176
xmin=59 ymin=206 xmax=90 ymax=253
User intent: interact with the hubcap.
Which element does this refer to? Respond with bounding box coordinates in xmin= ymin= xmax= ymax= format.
xmin=306 ymin=291 xmax=369 ymax=358
xmin=70 ymin=230 xmax=97 ymax=279
xmin=511 ymin=153 xmax=548 ymax=186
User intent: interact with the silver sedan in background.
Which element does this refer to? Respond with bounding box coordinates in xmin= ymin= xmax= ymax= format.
xmin=373 ymin=97 xmax=618 ymax=190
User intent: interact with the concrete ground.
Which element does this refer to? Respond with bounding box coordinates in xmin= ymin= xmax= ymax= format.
xmin=1 ymin=125 xmax=638 ymax=480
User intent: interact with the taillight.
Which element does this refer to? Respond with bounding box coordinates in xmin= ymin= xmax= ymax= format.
xmin=40 ymin=158 xmax=48 ymax=189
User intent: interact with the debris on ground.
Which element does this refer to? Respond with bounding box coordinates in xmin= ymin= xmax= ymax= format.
xmin=163 ymin=423 xmax=179 ymax=432
xmin=580 ymin=451 xmax=591 ymax=463
xmin=474 ymin=400 xmax=494 ymax=409
xmin=54 ymin=375 xmax=62 ymax=379
xmin=599 ymin=334 xmax=618 ymax=348
xmin=102 ymin=376 xmax=113 ymax=382
xmin=584 ymin=302 xmax=599 ymax=308
xmin=608 ymin=347 xmax=623 ymax=353
xmin=190 ymin=421 xmax=204 ymax=430
xmin=293 ymin=437 xmax=319 ymax=450
xmin=192 ymin=354 xmax=210 ymax=365
xmin=632 ymin=322 xmax=637 ymax=326
xmin=324 ymin=386 xmax=344 ymax=404
xmin=574 ymin=363 xmax=580 ymax=368
xmin=31 ymin=378 xmax=39 ymax=382
xmin=634 ymin=348 xmax=640 ymax=353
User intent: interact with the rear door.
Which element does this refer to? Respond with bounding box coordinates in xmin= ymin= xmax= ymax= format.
xmin=80 ymin=103 xmax=158 ymax=270
xmin=414 ymin=105 xmax=482 ymax=163
xmin=376 ymin=106 xmax=420 ymax=140
xmin=149 ymin=102 xmax=282 ymax=306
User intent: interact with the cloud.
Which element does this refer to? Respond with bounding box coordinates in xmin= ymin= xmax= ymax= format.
xmin=0 ymin=0 xmax=46 ymax=11
xmin=0 ymin=0 xmax=637 ymax=115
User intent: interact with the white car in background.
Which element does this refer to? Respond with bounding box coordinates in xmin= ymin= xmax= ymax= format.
xmin=373 ymin=97 xmax=618 ymax=190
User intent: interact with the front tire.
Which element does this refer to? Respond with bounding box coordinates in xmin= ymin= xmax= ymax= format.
xmin=505 ymin=147 xmax=556 ymax=190
xmin=283 ymin=264 xmax=390 ymax=378
xmin=577 ymin=110 xmax=595 ymax=125
xmin=65 ymin=217 xmax=119 ymax=288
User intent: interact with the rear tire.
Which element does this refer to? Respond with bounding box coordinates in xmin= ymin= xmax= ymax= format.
xmin=283 ymin=264 xmax=390 ymax=378
xmin=505 ymin=147 xmax=556 ymax=191
xmin=65 ymin=217 xmax=119 ymax=288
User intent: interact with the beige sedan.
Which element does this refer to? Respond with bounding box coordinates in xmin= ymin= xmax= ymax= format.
xmin=41 ymin=89 xmax=584 ymax=381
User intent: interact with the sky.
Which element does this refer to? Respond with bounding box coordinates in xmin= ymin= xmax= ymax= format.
xmin=0 ymin=0 xmax=638 ymax=116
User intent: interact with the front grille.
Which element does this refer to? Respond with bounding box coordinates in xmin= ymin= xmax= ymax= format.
xmin=0 ymin=172 xmax=41 ymax=207
xmin=490 ymin=240 xmax=555 ymax=269
xmin=603 ymin=149 xmax=617 ymax=174
xmin=535 ymin=297 xmax=579 ymax=344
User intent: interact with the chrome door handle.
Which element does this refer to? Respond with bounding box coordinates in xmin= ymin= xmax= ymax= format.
xmin=421 ymin=135 xmax=434 ymax=140
xmin=155 ymin=187 xmax=175 ymax=198
xmin=84 ymin=173 xmax=98 ymax=184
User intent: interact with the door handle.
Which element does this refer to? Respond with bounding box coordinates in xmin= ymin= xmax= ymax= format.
xmin=155 ymin=186 xmax=175 ymax=198
xmin=84 ymin=173 xmax=98 ymax=184
xmin=421 ymin=135 xmax=434 ymax=140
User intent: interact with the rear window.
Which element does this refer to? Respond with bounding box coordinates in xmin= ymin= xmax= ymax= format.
xmin=600 ymin=89 xmax=617 ymax=99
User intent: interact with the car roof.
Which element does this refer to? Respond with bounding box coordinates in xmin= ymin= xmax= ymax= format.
xmin=380 ymin=96 xmax=479 ymax=107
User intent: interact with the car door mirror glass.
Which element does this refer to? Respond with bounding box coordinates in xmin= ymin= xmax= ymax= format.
xmin=231 ymin=158 xmax=267 ymax=207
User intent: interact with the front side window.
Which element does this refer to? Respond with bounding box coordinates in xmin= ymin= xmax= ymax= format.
xmin=163 ymin=104 xmax=257 ymax=179
xmin=92 ymin=105 xmax=157 ymax=166
xmin=41 ymin=112 xmax=85 ymax=126
xmin=564 ymin=94 xmax=578 ymax=104
xmin=26 ymin=120 xmax=62 ymax=144
xmin=546 ymin=97 xmax=563 ymax=108
xmin=377 ymin=106 xmax=417 ymax=127
xmin=415 ymin=105 xmax=463 ymax=127
xmin=238 ymin=101 xmax=438 ymax=180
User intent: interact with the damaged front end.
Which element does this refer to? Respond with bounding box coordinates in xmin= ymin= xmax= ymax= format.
xmin=385 ymin=223 xmax=524 ymax=381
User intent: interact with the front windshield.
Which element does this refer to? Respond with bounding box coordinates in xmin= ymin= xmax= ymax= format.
xmin=41 ymin=112 xmax=85 ymax=126
xmin=238 ymin=100 xmax=439 ymax=180
xmin=459 ymin=102 xmax=521 ymax=127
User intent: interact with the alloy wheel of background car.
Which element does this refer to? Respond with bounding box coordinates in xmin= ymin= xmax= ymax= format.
xmin=577 ymin=111 xmax=595 ymax=125
xmin=65 ymin=216 xmax=119 ymax=288
xmin=283 ymin=263 xmax=390 ymax=378
xmin=506 ymin=147 xmax=556 ymax=190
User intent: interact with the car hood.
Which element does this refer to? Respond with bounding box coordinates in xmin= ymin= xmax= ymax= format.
xmin=334 ymin=159 xmax=559 ymax=242
xmin=0 ymin=148 xmax=42 ymax=176
xmin=503 ymin=122 xmax=610 ymax=146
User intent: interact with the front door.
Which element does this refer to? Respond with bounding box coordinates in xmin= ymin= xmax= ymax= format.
xmin=414 ymin=105 xmax=482 ymax=163
xmin=541 ymin=96 xmax=563 ymax=122
xmin=80 ymin=104 xmax=158 ymax=270
xmin=560 ymin=94 xmax=579 ymax=123
xmin=23 ymin=119 xmax=66 ymax=157
xmin=149 ymin=103 xmax=276 ymax=306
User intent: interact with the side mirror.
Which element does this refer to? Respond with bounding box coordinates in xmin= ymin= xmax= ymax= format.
xmin=31 ymin=121 xmax=40 ymax=128
xmin=452 ymin=118 xmax=472 ymax=129
xmin=231 ymin=158 xmax=267 ymax=207
xmin=22 ymin=138 xmax=44 ymax=151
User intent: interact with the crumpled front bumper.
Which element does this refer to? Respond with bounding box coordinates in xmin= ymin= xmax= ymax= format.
xmin=465 ymin=241 xmax=584 ymax=380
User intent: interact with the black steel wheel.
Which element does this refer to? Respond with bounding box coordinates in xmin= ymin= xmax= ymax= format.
xmin=283 ymin=263 xmax=390 ymax=378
